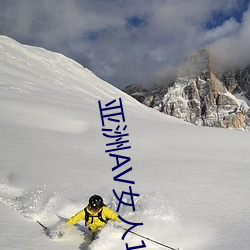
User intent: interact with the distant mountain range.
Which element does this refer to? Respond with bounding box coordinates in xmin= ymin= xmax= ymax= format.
xmin=123 ymin=49 xmax=250 ymax=130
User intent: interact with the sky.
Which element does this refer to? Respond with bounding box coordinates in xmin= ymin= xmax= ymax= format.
xmin=0 ymin=0 xmax=249 ymax=89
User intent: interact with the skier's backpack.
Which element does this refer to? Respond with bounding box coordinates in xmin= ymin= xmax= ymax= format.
xmin=84 ymin=206 xmax=109 ymax=226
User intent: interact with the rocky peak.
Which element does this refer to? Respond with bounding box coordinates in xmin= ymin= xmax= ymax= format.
xmin=123 ymin=83 xmax=146 ymax=95
xmin=123 ymin=49 xmax=250 ymax=130
xmin=122 ymin=83 xmax=147 ymax=103
xmin=177 ymin=48 xmax=210 ymax=78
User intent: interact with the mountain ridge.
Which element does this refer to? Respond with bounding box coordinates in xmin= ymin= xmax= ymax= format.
xmin=123 ymin=49 xmax=250 ymax=130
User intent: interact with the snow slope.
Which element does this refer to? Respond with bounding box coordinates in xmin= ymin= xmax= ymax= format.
xmin=0 ymin=36 xmax=250 ymax=250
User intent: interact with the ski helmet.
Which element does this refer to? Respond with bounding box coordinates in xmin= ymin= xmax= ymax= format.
xmin=89 ymin=195 xmax=104 ymax=211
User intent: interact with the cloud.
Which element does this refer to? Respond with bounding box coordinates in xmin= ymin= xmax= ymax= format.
xmin=0 ymin=0 xmax=249 ymax=89
xmin=200 ymin=18 xmax=240 ymax=45
xmin=209 ymin=4 xmax=250 ymax=69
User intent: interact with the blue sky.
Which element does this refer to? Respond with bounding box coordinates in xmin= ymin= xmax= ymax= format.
xmin=205 ymin=0 xmax=249 ymax=28
xmin=0 ymin=0 xmax=249 ymax=89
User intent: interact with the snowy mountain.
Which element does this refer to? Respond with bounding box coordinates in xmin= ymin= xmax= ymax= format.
xmin=124 ymin=49 xmax=250 ymax=130
xmin=0 ymin=36 xmax=250 ymax=250
xmin=217 ymin=65 xmax=250 ymax=100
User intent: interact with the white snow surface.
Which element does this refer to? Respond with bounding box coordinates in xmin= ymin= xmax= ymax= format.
xmin=0 ymin=35 xmax=250 ymax=250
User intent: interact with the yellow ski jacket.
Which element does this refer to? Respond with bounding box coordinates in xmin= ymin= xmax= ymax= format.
xmin=67 ymin=206 xmax=120 ymax=233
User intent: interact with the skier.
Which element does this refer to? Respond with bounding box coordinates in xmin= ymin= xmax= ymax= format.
xmin=66 ymin=194 xmax=120 ymax=239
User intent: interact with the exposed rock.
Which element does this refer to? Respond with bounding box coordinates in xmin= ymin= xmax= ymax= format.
xmin=123 ymin=49 xmax=250 ymax=130
xmin=123 ymin=84 xmax=147 ymax=103
xmin=217 ymin=66 xmax=250 ymax=99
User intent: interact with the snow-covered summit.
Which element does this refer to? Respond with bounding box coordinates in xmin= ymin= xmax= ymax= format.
xmin=0 ymin=35 xmax=152 ymax=133
xmin=0 ymin=35 xmax=141 ymax=105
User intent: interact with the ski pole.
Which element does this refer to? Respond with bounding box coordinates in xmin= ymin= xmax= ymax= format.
xmin=37 ymin=220 xmax=48 ymax=230
xmin=123 ymin=227 xmax=181 ymax=250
